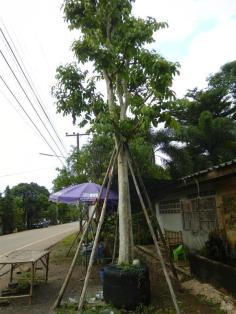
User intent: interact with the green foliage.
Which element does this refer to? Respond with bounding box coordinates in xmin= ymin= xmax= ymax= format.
xmin=52 ymin=63 xmax=106 ymax=127
xmin=12 ymin=196 xmax=25 ymax=231
xmin=208 ymin=60 xmax=236 ymax=108
xmin=58 ymin=203 xmax=79 ymax=223
xmin=151 ymin=60 xmax=236 ymax=178
xmin=53 ymin=167 xmax=78 ymax=192
xmin=53 ymin=132 xmax=169 ymax=192
xmin=52 ymin=0 xmax=179 ymax=142
xmin=1 ymin=186 xmax=15 ymax=234
xmin=17 ymin=271 xmax=31 ymax=291
xmin=0 ymin=182 xmax=78 ymax=234
xmin=10 ymin=183 xmax=50 ymax=229
xmin=132 ymin=212 xmax=153 ymax=245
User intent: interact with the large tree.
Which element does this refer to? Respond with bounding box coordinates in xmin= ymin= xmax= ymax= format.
xmin=1 ymin=187 xmax=15 ymax=234
xmin=53 ymin=0 xmax=178 ymax=264
xmin=10 ymin=183 xmax=50 ymax=229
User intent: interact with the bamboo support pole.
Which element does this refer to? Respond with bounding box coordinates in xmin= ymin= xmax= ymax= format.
xmin=52 ymin=208 xmax=94 ymax=309
xmin=126 ymin=145 xmax=168 ymax=240
xmin=112 ymin=213 xmax=119 ymax=264
xmin=77 ymin=146 xmax=119 ymax=314
xmin=126 ymin=145 xmax=179 ymax=284
xmin=45 ymin=253 xmax=49 ymax=283
xmin=127 ymin=154 xmax=181 ymax=314
xmin=10 ymin=264 xmax=13 ymax=282
xmin=29 ymin=262 xmax=35 ymax=305
xmin=52 ymin=147 xmax=118 ymax=309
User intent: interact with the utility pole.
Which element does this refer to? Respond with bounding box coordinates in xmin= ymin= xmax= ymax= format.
xmin=65 ymin=132 xmax=88 ymax=152
xmin=66 ymin=132 xmax=89 ymax=230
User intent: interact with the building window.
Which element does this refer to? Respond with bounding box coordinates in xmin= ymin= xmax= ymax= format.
xmin=159 ymin=199 xmax=181 ymax=214
xmin=182 ymin=195 xmax=217 ymax=231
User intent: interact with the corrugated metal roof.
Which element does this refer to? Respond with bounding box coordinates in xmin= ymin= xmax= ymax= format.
xmin=181 ymin=159 xmax=236 ymax=180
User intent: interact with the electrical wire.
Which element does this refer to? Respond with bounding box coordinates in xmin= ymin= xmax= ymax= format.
xmin=40 ymin=153 xmax=66 ymax=158
xmin=0 ymin=75 xmax=65 ymax=167
xmin=0 ymin=167 xmax=56 ymax=178
xmin=0 ymin=24 xmax=68 ymax=155
xmin=0 ymin=49 xmax=67 ymax=160
xmin=0 ymin=87 xmax=32 ymax=128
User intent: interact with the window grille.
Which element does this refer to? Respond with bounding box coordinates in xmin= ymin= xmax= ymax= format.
xmin=181 ymin=195 xmax=217 ymax=231
xmin=159 ymin=199 xmax=181 ymax=214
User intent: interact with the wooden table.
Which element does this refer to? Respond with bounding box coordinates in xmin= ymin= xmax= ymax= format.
xmin=0 ymin=250 xmax=50 ymax=304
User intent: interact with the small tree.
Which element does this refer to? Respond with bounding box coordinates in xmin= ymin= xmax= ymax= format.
xmin=53 ymin=0 xmax=178 ymax=264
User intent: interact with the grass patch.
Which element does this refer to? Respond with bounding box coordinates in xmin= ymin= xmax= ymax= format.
xmin=55 ymin=296 xmax=226 ymax=314
xmin=50 ymin=233 xmax=81 ymax=264
xmin=55 ymin=304 xmax=157 ymax=314
xmin=55 ymin=303 xmax=183 ymax=314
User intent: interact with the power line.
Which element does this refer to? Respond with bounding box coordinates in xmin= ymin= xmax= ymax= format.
xmin=0 ymin=87 xmax=31 ymax=128
xmin=0 ymin=49 xmax=67 ymax=159
xmin=39 ymin=153 xmax=66 ymax=158
xmin=0 ymin=24 xmax=68 ymax=155
xmin=0 ymin=75 xmax=65 ymax=167
xmin=0 ymin=167 xmax=56 ymax=178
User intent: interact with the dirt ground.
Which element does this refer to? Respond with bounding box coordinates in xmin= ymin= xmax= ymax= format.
xmin=0 ymin=235 xmax=102 ymax=314
xmin=0 ymin=235 xmax=233 ymax=314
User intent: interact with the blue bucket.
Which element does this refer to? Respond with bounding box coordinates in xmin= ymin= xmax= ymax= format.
xmin=99 ymin=268 xmax=105 ymax=284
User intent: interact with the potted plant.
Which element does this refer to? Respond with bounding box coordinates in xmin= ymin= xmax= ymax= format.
xmin=53 ymin=0 xmax=178 ymax=310
xmin=103 ymin=262 xmax=150 ymax=310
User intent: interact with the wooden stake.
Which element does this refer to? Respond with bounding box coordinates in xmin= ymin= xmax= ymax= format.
xmin=126 ymin=145 xmax=179 ymax=284
xmin=77 ymin=146 xmax=119 ymax=313
xmin=29 ymin=262 xmax=35 ymax=305
xmin=127 ymin=154 xmax=181 ymax=314
xmin=127 ymin=145 xmax=180 ymax=284
xmin=45 ymin=253 xmax=49 ymax=283
xmin=112 ymin=213 xmax=119 ymax=264
xmin=52 ymin=147 xmax=118 ymax=309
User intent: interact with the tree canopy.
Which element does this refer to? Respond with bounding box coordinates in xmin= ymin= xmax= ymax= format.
xmin=52 ymin=0 xmax=179 ymax=264
xmin=53 ymin=132 xmax=170 ymax=192
xmin=0 ymin=182 xmax=77 ymax=234
xmin=151 ymin=60 xmax=236 ymax=178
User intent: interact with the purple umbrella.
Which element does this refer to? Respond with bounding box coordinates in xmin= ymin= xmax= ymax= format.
xmin=49 ymin=182 xmax=118 ymax=205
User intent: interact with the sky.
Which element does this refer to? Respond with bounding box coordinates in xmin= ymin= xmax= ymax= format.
xmin=0 ymin=0 xmax=236 ymax=193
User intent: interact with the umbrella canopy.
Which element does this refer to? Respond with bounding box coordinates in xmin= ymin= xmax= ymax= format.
xmin=49 ymin=182 xmax=118 ymax=205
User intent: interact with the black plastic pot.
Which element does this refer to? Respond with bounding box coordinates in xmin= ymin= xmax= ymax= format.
xmin=103 ymin=264 xmax=150 ymax=310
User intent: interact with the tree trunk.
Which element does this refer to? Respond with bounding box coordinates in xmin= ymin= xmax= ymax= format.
xmin=117 ymin=144 xmax=134 ymax=264
xmin=103 ymin=70 xmax=133 ymax=264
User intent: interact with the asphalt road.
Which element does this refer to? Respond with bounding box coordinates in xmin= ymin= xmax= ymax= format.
xmin=0 ymin=222 xmax=79 ymax=258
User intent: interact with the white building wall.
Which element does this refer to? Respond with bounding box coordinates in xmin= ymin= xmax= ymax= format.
xmin=155 ymin=202 xmax=209 ymax=251
xmin=155 ymin=203 xmax=183 ymax=232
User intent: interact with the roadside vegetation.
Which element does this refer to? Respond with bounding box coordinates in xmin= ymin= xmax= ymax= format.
xmin=0 ymin=183 xmax=78 ymax=234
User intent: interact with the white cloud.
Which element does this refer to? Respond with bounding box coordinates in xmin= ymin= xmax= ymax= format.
xmin=173 ymin=18 xmax=236 ymax=96
xmin=134 ymin=0 xmax=236 ymax=96
xmin=134 ymin=0 xmax=236 ymax=42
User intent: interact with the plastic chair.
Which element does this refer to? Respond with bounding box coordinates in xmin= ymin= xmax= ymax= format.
xmin=173 ymin=244 xmax=186 ymax=263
